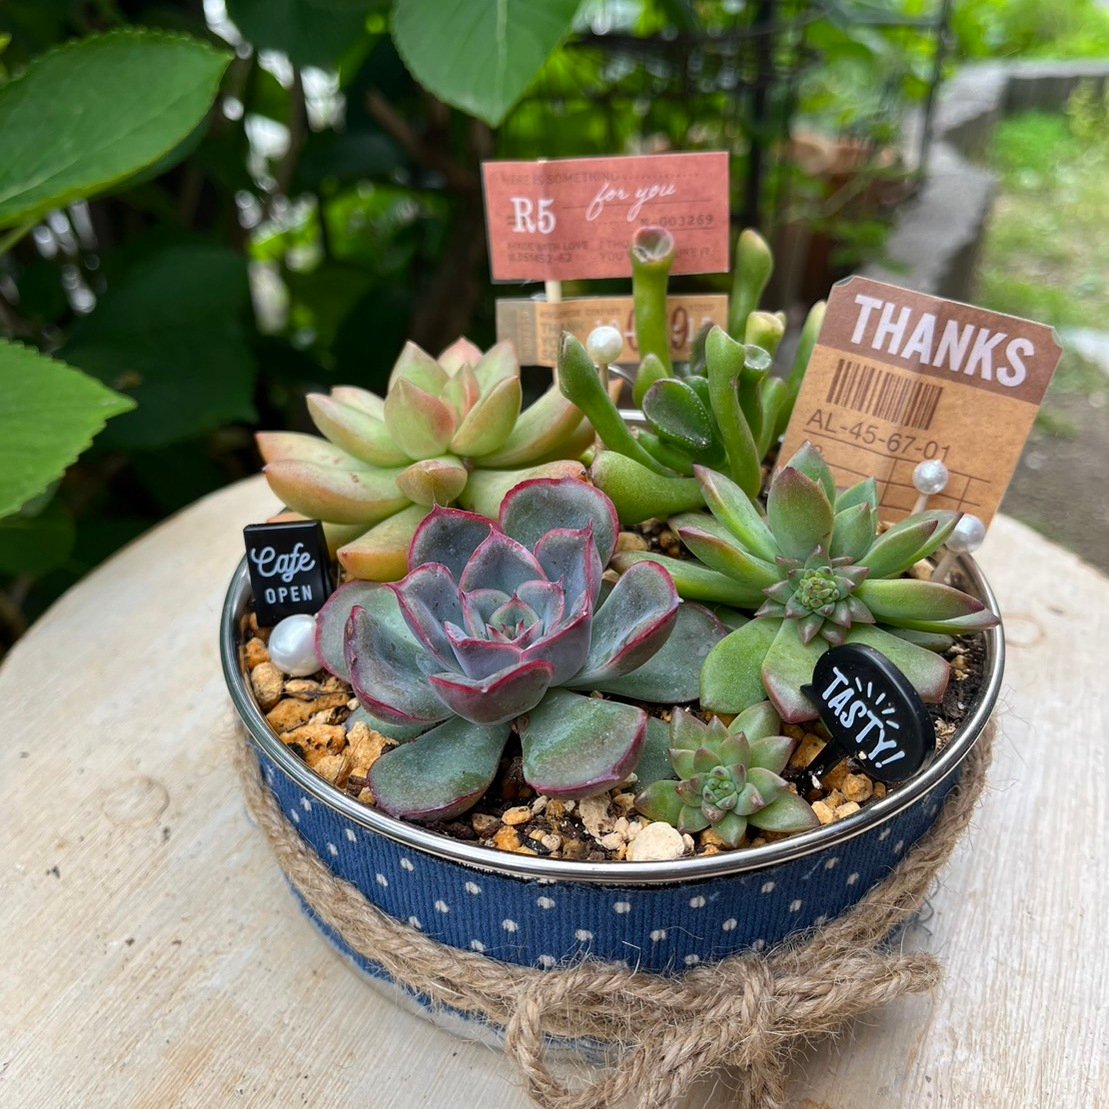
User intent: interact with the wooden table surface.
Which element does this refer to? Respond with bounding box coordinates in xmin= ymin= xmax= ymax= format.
xmin=1 ymin=475 xmax=1105 ymax=1108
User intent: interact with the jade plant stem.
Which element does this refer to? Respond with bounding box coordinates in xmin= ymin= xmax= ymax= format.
xmin=630 ymin=225 xmax=676 ymax=387
xmin=728 ymin=228 xmax=774 ymax=339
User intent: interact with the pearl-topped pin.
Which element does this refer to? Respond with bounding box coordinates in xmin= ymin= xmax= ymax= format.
xmin=587 ymin=325 xmax=624 ymax=451
xmin=912 ymin=459 xmax=949 ymax=514
xmin=267 ymin=613 xmax=321 ymax=676
xmin=932 ymin=513 xmax=986 ymax=583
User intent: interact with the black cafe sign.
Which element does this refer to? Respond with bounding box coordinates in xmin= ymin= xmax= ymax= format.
xmin=243 ymin=520 xmax=333 ymax=626
xmin=801 ymin=643 xmax=936 ymax=785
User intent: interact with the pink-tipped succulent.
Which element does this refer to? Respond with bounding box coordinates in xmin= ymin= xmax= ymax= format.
xmin=613 ymin=442 xmax=1000 ymax=722
xmin=257 ymin=338 xmax=595 ymax=581
xmin=636 ymin=703 xmax=818 ymax=847
xmin=314 ymin=477 xmax=726 ymax=821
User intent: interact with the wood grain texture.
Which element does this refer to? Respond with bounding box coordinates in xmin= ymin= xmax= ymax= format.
xmin=0 ymin=475 xmax=1104 ymax=1108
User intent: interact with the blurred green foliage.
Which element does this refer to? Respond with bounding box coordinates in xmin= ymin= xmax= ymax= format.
xmin=0 ymin=0 xmax=1101 ymax=655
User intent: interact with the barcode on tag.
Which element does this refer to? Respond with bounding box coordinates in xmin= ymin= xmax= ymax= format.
xmin=827 ymin=358 xmax=943 ymax=431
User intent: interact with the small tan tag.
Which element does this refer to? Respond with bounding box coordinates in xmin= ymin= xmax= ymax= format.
xmin=779 ymin=276 xmax=1062 ymax=525
xmin=496 ymin=293 xmax=728 ymax=368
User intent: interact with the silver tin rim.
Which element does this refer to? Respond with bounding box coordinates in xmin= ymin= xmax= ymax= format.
xmin=221 ymin=555 xmax=1003 ymax=886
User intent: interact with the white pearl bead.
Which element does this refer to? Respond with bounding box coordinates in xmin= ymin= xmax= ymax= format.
xmin=267 ymin=613 xmax=320 ymax=676
xmin=586 ymin=325 xmax=624 ymax=365
xmin=913 ymin=459 xmax=949 ymax=495
xmin=947 ymin=514 xmax=986 ymax=554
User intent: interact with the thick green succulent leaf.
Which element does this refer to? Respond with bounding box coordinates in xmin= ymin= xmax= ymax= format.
xmin=782 ymin=441 xmax=836 ymax=504
xmin=761 ymin=620 xmax=829 ymax=723
xmin=860 ymin=511 xmax=958 ymax=578
xmin=337 ymin=504 xmax=429 ymax=582
xmin=256 ymin=430 xmax=373 ymax=471
xmin=384 ymin=378 xmax=457 ymax=460
xmin=835 ymin=477 xmax=879 ymax=513
xmin=643 ymin=379 xmax=716 ymax=453
xmin=470 ymin=341 xmax=520 ymax=391
xmin=558 ymin=333 xmax=669 ymax=475
xmin=330 ymin=385 xmax=385 ymax=419
xmin=429 ymin=659 xmax=554 ymax=726
xmin=518 ymin=689 xmax=646 ymax=798
xmin=346 ymin=704 xmax=426 ymax=744
xmin=729 ymin=700 xmax=782 ymax=744
xmin=855 ymin=579 xmax=997 ymax=633
xmin=888 ymin=627 xmax=955 ymax=652
xmin=315 ymin=579 xmax=380 ymax=677
xmin=480 ymin=383 xmax=588 ymax=467
xmin=590 ymin=452 xmax=705 ymax=525
xmin=745 ymin=310 xmax=785 ymax=356
xmin=713 ymin=812 xmax=749 ymax=847
xmin=569 ymin=561 xmax=678 ymax=685
xmin=0 ymin=341 xmax=134 ymax=518
xmin=705 ymin=326 xmax=762 ymax=497
xmin=409 ymin=506 xmax=494 ymax=580
xmin=677 ymin=806 xmax=711 ymax=834
xmin=748 ymin=735 xmax=795 ymax=776
xmin=729 ymin=228 xmax=774 ymax=340
xmin=438 ymin=337 xmax=483 ymax=374
xmin=396 ymin=456 xmax=469 ymax=507
xmin=392 ymin=0 xmax=579 ymax=127
xmin=844 ymin=625 xmax=951 ymax=703
xmin=306 ymin=395 xmax=409 ymax=466
xmin=632 ymin=352 xmax=669 ymax=409
xmin=611 ymin=551 xmax=766 ymax=609
xmin=389 ymin=341 xmax=449 ymax=393
xmin=442 ymin=363 xmax=480 ymax=419
xmin=693 ymin=465 xmax=777 ymax=561
xmin=755 ymin=376 xmax=789 ymax=459
xmin=829 ymin=502 xmax=877 ymax=562
xmin=263 ymin=459 xmax=409 ymax=525
xmin=748 ymin=791 xmax=820 ymax=833
xmin=369 ymin=718 xmax=510 ymax=821
xmin=671 ymin=515 xmax=780 ymax=590
xmin=634 ymin=778 xmax=685 ymax=824
xmin=499 ymin=474 xmax=618 ymax=564
xmin=700 ymin=618 xmax=780 ymax=715
xmin=458 ymin=460 xmax=586 ymax=519
xmin=633 ymin=716 xmax=678 ymax=787
xmin=766 ymin=465 xmax=834 ymax=560
xmin=0 ymin=31 xmax=229 ymax=228
xmin=450 ymin=375 xmax=522 ymax=456
xmin=583 ymin=602 xmax=726 ymax=703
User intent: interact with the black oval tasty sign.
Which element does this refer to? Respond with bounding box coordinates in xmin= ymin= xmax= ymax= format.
xmin=802 ymin=643 xmax=936 ymax=784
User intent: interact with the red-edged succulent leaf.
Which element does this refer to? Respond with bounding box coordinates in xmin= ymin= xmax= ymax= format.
xmin=584 ymin=601 xmax=726 ymax=703
xmin=395 ymin=457 xmax=469 ymax=507
xmin=783 ymin=441 xmax=836 ymax=504
xmin=443 ymin=626 xmax=524 ymax=680
xmin=844 ymin=624 xmax=951 ymax=703
xmin=408 ymin=506 xmax=495 ymax=580
xmin=336 ymin=505 xmax=428 ymax=582
xmin=692 ymin=465 xmax=777 ymax=561
xmin=518 ymin=689 xmax=646 ymax=798
xmin=533 ymin=524 xmax=602 ymax=608
xmin=499 ymin=477 xmax=619 ymax=565
xmin=855 ymin=578 xmax=998 ymax=633
xmin=450 ymin=375 xmax=522 ymax=457
xmin=391 ymin=562 xmax=464 ymax=665
xmin=458 ymin=530 xmax=546 ymax=594
xmin=480 ymin=383 xmax=588 ymax=468
xmin=458 ymin=460 xmax=587 ymax=519
xmin=263 ymin=460 xmax=409 ymax=525
xmin=760 ymin=620 xmax=829 ymax=722
xmin=315 ymin=580 xmax=381 ymax=678
xmin=384 ymin=378 xmax=457 ymax=459
xmin=611 ymin=550 xmax=766 ymax=609
xmin=860 ymin=511 xmax=958 ymax=578
xmin=428 ymin=658 xmax=553 ymax=725
xmin=634 ymin=779 xmax=686 ymax=825
xmin=437 ymin=337 xmax=484 ymax=374
xmin=699 ymin=618 xmax=780 ymax=714
xmin=672 ymin=514 xmax=780 ymax=590
xmin=368 ymin=717 xmax=510 ymax=821
xmin=389 ymin=340 xmax=449 ymax=393
xmin=569 ymin=560 xmax=677 ymax=684
xmin=766 ymin=464 xmax=834 ymax=560
xmin=345 ymin=602 xmax=451 ymax=726
xmin=306 ymin=394 xmax=409 ymax=466
xmin=520 ymin=608 xmax=591 ymax=685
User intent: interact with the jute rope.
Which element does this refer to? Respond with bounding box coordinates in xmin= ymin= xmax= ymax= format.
xmin=233 ymin=721 xmax=995 ymax=1109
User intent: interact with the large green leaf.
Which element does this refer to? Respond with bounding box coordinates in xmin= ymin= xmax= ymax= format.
xmin=0 ymin=30 xmax=230 ymax=228
xmin=226 ymin=0 xmax=379 ymax=69
xmin=62 ymin=243 xmax=257 ymax=449
xmin=392 ymin=0 xmax=581 ymax=126
xmin=0 ymin=498 xmax=75 ymax=575
xmin=0 ymin=341 xmax=135 ymax=519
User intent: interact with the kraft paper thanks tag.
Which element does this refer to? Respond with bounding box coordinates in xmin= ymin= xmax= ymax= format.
xmin=481 ymin=152 xmax=729 ymax=281
xmin=779 ymin=276 xmax=1063 ymax=525
xmin=495 ymin=293 xmax=728 ymax=367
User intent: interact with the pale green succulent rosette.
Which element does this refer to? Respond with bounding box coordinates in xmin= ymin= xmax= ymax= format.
xmin=612 ymin=442 xmax=1000 ymax=723
xmin=258 ymin=338 xmax=595 ymax=581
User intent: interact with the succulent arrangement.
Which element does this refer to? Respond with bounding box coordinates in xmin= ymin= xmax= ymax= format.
xmin=614 ymin=442 xmax=1000 ymax=722
xmin=257 ymin=339 xmax=595 ymax=580
xmin=636 ymin=703 xmax=819 ymax=846
xmin=312 ymin=476 xmax=726 ymax=821
xmin=557 ymin=226 xmax=827 ymax=523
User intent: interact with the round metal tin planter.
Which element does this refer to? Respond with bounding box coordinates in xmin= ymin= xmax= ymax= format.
xmin=222 ymin=555 xmax=1002 ymax=1000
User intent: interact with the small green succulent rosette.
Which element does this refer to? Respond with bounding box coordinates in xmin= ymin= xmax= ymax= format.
xmin=613 ymin=442 xmax=1000 ymax=723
